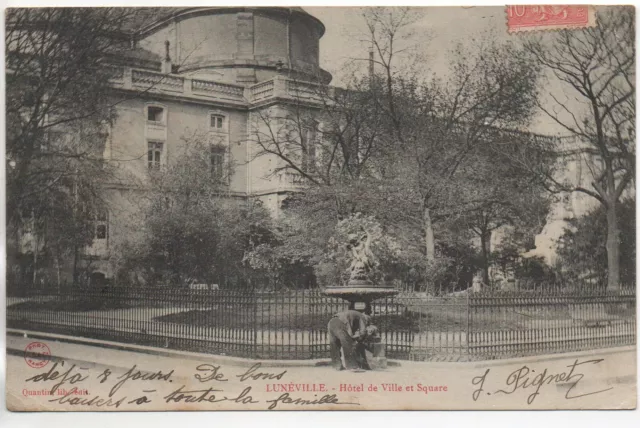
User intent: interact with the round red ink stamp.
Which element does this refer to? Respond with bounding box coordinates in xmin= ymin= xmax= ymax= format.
xmin=24 ymin=342 xmax=51 ymax=368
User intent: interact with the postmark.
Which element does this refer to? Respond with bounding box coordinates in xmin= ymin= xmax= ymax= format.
xmin=507 ymin=5 xmax=597 ymax=33
xmin=24 ymin=342 xmax=52 ymax=369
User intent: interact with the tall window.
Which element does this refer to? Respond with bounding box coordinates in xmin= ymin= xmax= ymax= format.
xmin=148 ymin=142 xmax=163 ymax=169
xmin=94 ymin=211 xmax=108 ymax=241
xmin=210 ymin=114 xmax=225 ymax=130
xmin=210 ymin=145 xmax=225 ymax=179
xmin=301 ymin=125 xmax=317 ymax=172
xmin=147 ymin=106 xmax=164 ymax=123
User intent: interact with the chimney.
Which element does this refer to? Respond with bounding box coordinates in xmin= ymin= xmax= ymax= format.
xmin=162 ymin=40 xmax=172 ymax=74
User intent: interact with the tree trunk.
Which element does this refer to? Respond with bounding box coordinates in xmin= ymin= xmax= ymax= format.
xmin=31 ymin=211 xmax=38 ymax=287
xmin=72 ymin=243 xmax=79 ymax=287
xmin=32 ymin=235 xmax=38 ymax=287
xmin=606 ymin=202 xmax=620 ymax=291
xmin=55 ymin=252 xmax=62 ymax=294
xmin=423 ymin=206 xmax=435 ymax=262
xmin=480 ymin=230 xmax=491 ymax=287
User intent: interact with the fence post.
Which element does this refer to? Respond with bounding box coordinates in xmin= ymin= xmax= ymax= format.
xmin=253 ymin=287 xmax=258 ymax=358
xmin=466 ymin=291 xmax=471 ymax=359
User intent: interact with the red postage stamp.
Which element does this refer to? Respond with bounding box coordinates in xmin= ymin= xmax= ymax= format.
xmin=24 ymin=341 xmax=51 ymax=368
xmin=506 ymin=5 xmax=597 ymax=33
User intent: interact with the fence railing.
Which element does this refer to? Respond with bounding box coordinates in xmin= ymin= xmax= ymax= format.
xmin=467 ymin=290 xmax=636 ymax=358
xmin=6 ymin=286 xmax=635 ymax=361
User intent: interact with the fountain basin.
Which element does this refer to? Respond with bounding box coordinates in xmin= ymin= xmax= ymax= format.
xmin=323 ymin=284 xmax=398 ymax=303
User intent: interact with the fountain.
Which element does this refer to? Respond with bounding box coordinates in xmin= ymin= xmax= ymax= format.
xmin=322 ymin=227 xmax=399 ymax=369
xmin=323 ymin=227 xmax=398 ymax=303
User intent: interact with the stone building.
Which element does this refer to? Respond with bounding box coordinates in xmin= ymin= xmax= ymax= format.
xmin=79 ymin=7 xmax=333 ymax=281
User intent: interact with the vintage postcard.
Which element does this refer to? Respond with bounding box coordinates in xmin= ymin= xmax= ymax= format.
xmin=4 ymin=5 xmax=637 ymax=411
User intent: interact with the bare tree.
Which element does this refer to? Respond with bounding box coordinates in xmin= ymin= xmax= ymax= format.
xmin=524 ymin=7 xmax=635 ymax=290
xmin=363 ymin=7 xmax=541 ymax=262
xmin=250 ymin=8 xmax=542 ymax=269
xmin=248 ymin=73 xmax=388 ymax=219
xmin=5 ymin=8 xmax=152 ymax=285
xmin=459 ymin=131 xmax=551 ymax=286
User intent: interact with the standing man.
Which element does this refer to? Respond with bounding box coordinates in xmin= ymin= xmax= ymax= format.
xmin=328 ymin=304 xmax=372 ymax=371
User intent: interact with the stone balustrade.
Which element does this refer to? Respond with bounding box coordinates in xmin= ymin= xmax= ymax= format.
xmin=191 ymin=78 xmax=245 ymax=101
xmin=285 ymin=79 xmax=326 ymax=102
xmin=249 ymin=79 xmax=275 ymax=103
xmin=109 ymin=67 xmax=328 ymax=107
xmin=131 ymin=69 xmax=184 ymax=92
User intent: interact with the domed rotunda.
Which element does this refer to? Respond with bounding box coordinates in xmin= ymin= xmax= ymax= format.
xmin=135 ymin=7 xmax=332 ymax=85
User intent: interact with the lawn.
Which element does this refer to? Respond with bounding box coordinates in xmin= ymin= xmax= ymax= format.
xmin=8 ymin=296 xmax=147 ymax=312
xmin=153 ymin=300 xmax=474 ymax=332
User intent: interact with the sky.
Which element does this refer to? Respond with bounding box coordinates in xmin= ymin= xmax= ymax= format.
xmin=309 ymin=6 xmax=510 ymax=84
xmin=306 ymin=6 xmax=585 ymax=137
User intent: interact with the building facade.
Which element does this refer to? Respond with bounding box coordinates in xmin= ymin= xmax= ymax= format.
xmin=88 ymin=7 xmax=332 ymax=281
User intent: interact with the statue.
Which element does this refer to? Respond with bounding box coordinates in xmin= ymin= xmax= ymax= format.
xmin=346 ymin=228 xmax=376 ymax=285
xmin=323 ymin=219 xmax=397 ymax=372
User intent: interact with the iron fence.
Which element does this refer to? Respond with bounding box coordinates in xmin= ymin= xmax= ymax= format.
xmin=6 ymin=286 xmax=636 ymax=361
xmin=468 ymin=290 xmax=636 ymax=359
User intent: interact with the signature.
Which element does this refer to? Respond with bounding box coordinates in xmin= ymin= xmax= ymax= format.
xmin=472 ymin=358 xmax=613 ymax=405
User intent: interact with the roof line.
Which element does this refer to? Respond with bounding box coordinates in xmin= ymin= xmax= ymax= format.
xmin=135 ymin=7 xmax=326 ymax=39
